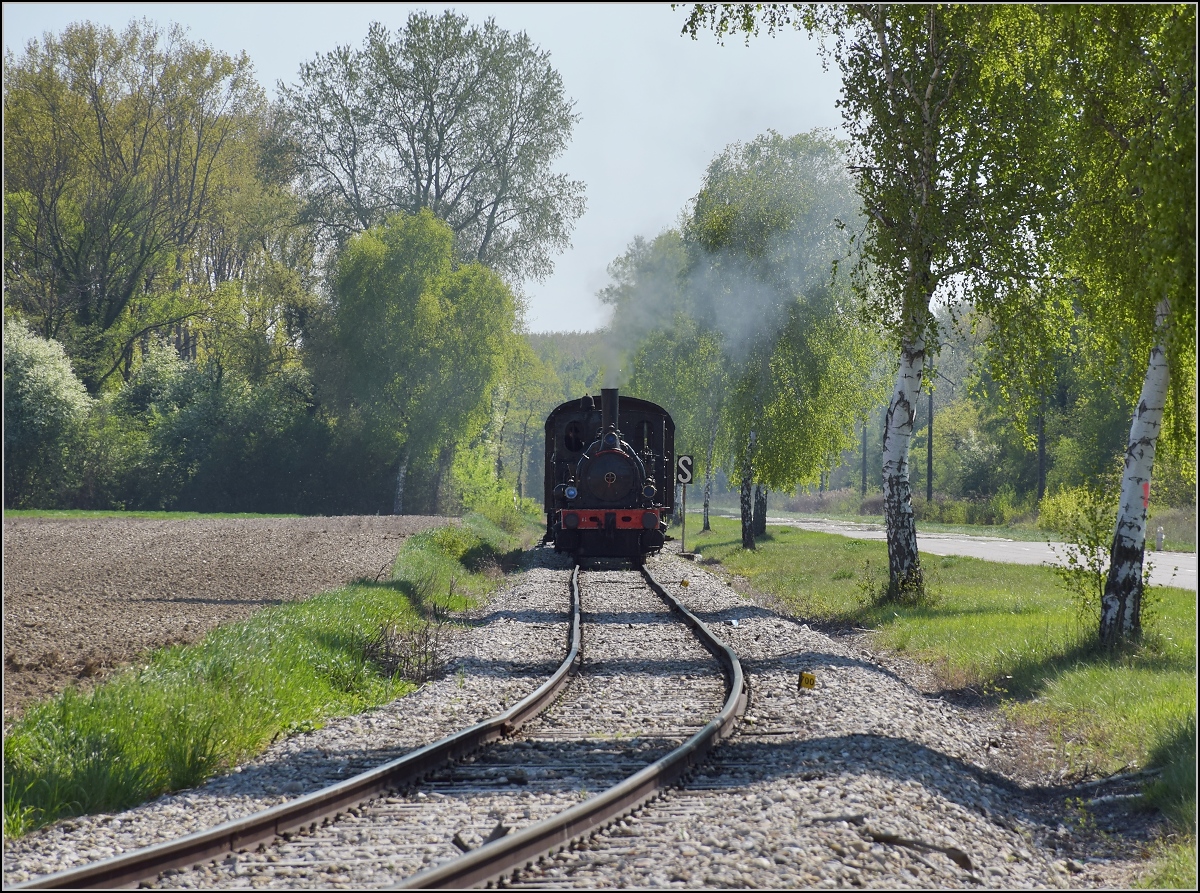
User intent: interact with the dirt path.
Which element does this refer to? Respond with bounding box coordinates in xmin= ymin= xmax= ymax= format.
xmin=3 ymin=515 xmax=452 ymax=723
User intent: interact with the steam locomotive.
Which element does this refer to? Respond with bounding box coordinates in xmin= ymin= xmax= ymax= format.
xmin=543 ymin=388 xmax=675 ymax=562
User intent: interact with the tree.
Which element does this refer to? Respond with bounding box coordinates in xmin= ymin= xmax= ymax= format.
xmin=1048 ymin=5 xmax=1196 ymax=643
xmin=495 ymin=340 xmax=558 ymax=500
xmin=681 ymin=129 xmax=882 ymax=547
xmin=3 ymin=20 xmax=262 ymax=392
xmin=329 ymin=210 xmax=519 ymax=514
xmin=683 ymin=5 xmax=1062 ymax=594
xmin=277 ymin=11 xmax=586 ymax=282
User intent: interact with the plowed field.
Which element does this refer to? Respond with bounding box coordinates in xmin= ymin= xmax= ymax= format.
xmin=3 ymin=515 xmax=451 ymax=724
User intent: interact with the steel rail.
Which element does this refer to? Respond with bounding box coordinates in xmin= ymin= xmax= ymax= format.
xmin=13 ymin=565 xmax=583 ymax=891
xmin=395 ymin=563 xmax=747 ymax=890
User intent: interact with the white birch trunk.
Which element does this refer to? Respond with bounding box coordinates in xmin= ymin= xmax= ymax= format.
xmin=1101 ymin=298 xmax=1170 ymax=644
xmin=882 ymin=336 xmax=925 ymax=594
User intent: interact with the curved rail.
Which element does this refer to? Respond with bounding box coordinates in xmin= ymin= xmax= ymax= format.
xmin=396 ymin=563 xmax=747 ymax=890
xmin=13 ymin=566 xmax=583 ymax=891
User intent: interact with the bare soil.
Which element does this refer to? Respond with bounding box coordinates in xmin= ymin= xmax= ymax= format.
xmin=3 ymin=515 xmax=452 ymax=724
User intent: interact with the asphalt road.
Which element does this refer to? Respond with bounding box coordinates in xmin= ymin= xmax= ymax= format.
xmin=711 ymin=513 xmax=1197 ymax=591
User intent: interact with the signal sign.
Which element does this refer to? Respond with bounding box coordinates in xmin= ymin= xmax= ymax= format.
xmin=676 ymin=455 xmax=694 ymax=485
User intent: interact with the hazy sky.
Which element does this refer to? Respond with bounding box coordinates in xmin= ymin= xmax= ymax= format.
xmin=3 ymin=2 xmax=844 ymax=332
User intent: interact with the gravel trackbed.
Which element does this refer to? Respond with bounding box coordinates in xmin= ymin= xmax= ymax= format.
xmin=2 ymin=515 xmax=451 ymax=723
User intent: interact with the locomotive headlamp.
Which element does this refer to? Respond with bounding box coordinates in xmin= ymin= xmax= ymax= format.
xmin=642 ymin=483 xmax=656 ymax=500
xmin=565 ymin=484 xmax=579 ymax=500
xmin=564 ymin=512 xmax=580 ymax=529
xmin=642 ymin=511 xmax=658 ymax=529
xmin=603 ymin=432 xmax=619 ymax=448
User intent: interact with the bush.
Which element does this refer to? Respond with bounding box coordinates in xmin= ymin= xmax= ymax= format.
xmin=1038 ymin=485 xmax=1116 ymax=624
xmin=451 ymin=443 xmax=542 ymax=537
xmin=3 ymin=322 xmax=93 ymax=508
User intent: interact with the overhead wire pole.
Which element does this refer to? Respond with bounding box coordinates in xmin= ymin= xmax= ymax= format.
xmin=861 ymin=420 xmax=868 ymax=497
xmin=927 ymin=387 xmax=934 ymax=504
xmin=925 ymin=368 xmax=955 ymax=504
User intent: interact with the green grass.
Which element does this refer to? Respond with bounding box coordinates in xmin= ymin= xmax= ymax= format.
xmin=683 ymin=513 xmax=1197 ymax=885
xmin=2 ymin=513 xmax=524 ymax=839
xmin=701 ymin=496 xmax=1196 ymax=551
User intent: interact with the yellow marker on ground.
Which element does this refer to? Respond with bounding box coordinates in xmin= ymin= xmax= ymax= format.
xmin=680 ymin=578 xmax=689 ymax=587
xmin=799 ymin=672 xmax=816 ymax=689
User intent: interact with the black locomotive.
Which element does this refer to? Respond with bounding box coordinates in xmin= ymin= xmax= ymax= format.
xmin=543 ymin=388 xmax=674 ymax=561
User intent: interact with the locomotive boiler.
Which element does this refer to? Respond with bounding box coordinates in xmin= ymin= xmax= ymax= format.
xmin=543 ymin=388 xmax=674 ymax=561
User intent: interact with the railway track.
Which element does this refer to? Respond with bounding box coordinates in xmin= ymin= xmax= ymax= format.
xmin=13 ymin=560 xmax=746 ymax=890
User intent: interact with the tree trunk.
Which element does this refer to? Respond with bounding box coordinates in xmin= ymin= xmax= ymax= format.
xmin=882 ymin=337 xmax=925 ymax=597
xmin=753 ymin=485 xmax=768 ymax=537
xmin=393 ymin=452 xmax=409 ymax=515
xmin=740 ymin=432 xmax=756 ymax=549
xmin=1100 ymin=299 xmax=1170 ymax=645
xmin=516 ymin=413 xmax=532 ymax=500
xmin=495 ymin=395 xmax=511 ymax=479
xmin=702 ymin=420 xmax=717 ymax=532
xmin=432 ymin=444 xmax=455 ymax=514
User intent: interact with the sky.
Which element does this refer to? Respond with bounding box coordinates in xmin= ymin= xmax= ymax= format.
xmin=3 ymin=2 xmax=844 ymax=332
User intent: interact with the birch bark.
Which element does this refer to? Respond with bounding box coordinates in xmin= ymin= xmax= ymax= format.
xmin=882 ymin=335 xmax=926 ymax=595
xmin=1101 ymin=298 xmax=1171 ymax=643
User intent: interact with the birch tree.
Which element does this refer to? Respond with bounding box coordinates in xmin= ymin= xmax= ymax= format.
xmin=1051 ymin=5 xmax=1196 ymax=644
xmin=682 ymin=129 xmax=880 ymax=548
xmin=682 ymin=5 xmax=1060 ymax=596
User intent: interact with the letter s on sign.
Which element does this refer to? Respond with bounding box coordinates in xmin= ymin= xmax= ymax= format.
xmin=676 ymin=455 xmax=694 ymax=485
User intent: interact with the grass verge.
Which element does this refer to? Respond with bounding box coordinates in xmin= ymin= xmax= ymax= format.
xmin=684 ymin=513 xmax=1196 ymax=887
xmin=2 ymin=513 xmax=525 ymax=839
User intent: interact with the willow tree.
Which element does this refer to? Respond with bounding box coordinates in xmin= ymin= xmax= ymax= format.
xmin=680 ymin=129 xmax=882 ymax=549
xmin=331 ymin=210 xmax=518 ymax=513
xmin=683 ymin=5 xmax=1061 ymax=594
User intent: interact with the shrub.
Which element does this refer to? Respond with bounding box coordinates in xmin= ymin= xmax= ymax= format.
xmin=3 ymin=321 xmax=93 ymax=508
xmin=1038 ymin=485 xmax=1116 ymax=624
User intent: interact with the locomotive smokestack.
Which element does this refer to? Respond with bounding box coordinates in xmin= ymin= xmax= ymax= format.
xmin=601 ymin=387 xmax=619 ymax=432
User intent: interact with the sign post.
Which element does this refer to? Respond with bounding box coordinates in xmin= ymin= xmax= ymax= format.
xmin=676 ymin=454 xmax=694 ymax=554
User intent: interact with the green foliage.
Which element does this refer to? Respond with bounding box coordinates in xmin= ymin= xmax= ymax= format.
xmin=608 ymin=129 xmax=887 ymax=501
xmin=3 ymin=19 xmax=265 ymax=392
xmin=3 ymin=321 xmax=93 ymax=507
xmin=1048 ymin=5 xmax=1196 ymax=463
xmin=450 ymin=442 xmax=542 ymax=537
xmin=329 ymin=210 xmax=519 ymax=513
xmin=1039 ymin=485 xmax=1118 ymax=625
